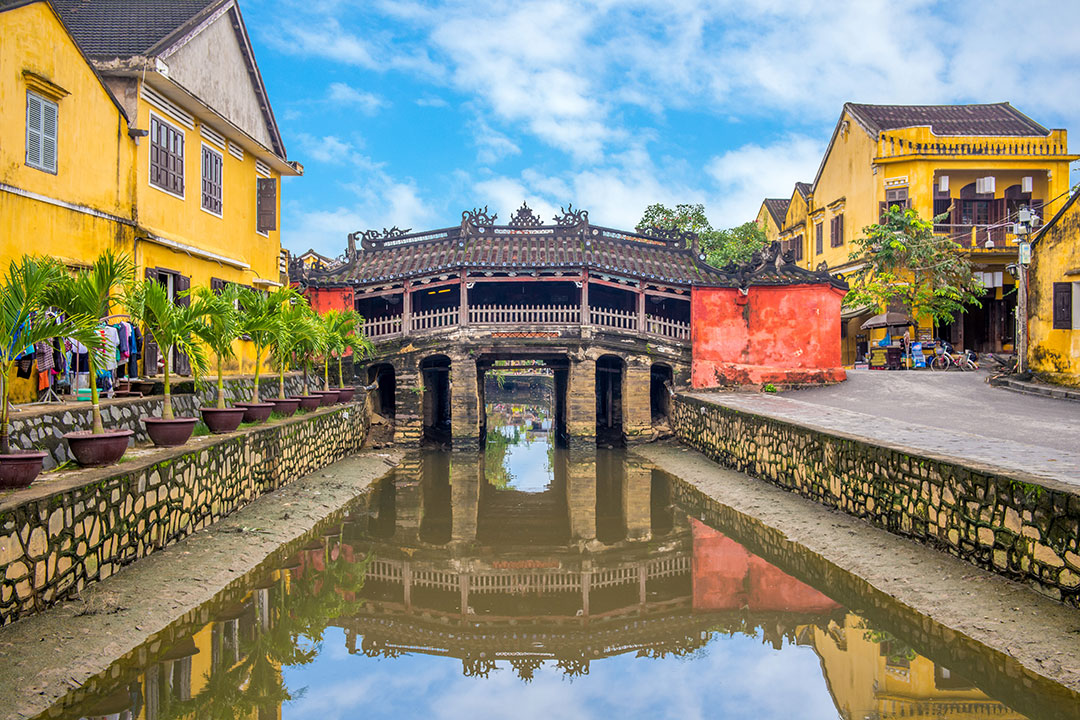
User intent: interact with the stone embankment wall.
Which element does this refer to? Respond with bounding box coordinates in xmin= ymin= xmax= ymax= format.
xmin=9 ymin=374 xmax=313 ymax=470
xmin=671 ymin=394 xmax=1080 ymax=605
xmin=0 ymin=401 xmax=367 ymax=624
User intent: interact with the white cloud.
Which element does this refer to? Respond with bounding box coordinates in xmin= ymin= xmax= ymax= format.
xmin=472 ymin=119 xmax=521 ymax=164
xmin=705 ymin=135 xmax=826 ymax=227
xmin=327 ymin=82 xmax=387 ymax=114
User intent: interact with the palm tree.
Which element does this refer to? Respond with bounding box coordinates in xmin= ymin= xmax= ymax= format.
xmin=270 ymin=292 xmax=308 ymax=399
xmin=191 ymin=284 xmax=242 ymax=409
xmin=125 ymin=279 xmax=210 ymax=419
xmin=46 ymin=249 xmax=132 ymax=434
xmin=321 ymin=309 xmax=372 ymax=389
xmin=290 ymin=307 xmax=325 ymax=395
xmin=1 ymin=256 xmax=101 ymax=454
xmin=237 ymin=287 xmax=288 ymax=404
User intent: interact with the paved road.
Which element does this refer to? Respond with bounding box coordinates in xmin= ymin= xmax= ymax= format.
xmin=690 ymin=369 xmax=1080 ymax=486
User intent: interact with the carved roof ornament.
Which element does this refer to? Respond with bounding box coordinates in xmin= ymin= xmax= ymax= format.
xmin=354 ymin=226 xmax=412 ymax=251
xmin=554 ymin=204 xmax=589 ymax=233
xmin=508 ymin=202 xmax=544 ymax=228
xmin=461 ymin=206 xmax=498 ymax=236
xmin=643 ymin=226 xmax=697 ymax=248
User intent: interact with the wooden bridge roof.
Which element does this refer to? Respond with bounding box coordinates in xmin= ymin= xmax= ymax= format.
xmin=298 ymin=204 xmax=846 ymax=290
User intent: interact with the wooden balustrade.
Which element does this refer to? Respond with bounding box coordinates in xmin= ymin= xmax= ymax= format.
xmin=362 ymin=305 xmax=690 ymax=342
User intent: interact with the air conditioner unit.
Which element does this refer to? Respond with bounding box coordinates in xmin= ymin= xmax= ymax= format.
xmin=1022 ymin=176 xmax=1033 ymax=193
xmin=938 ymin=175 xmax=949 ymax=193
xmin=975 ymin=176 xmax=996 ymax=194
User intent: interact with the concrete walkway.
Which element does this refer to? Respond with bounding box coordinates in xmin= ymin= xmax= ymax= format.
xmin=690 ymin=369 xmax=1080 ymax=486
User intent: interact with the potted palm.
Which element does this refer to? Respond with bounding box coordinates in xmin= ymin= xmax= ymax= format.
xmin=126 ymin=278 xmax=209 ymax=447
xmin=323 ymin=309 xmax=372 ymax=403
xmin=191 ymin=284 xmax=247 ymax=433
xmin=314 ymin=311 xmax=341 ymax=405
xmin=267 ymin=291 xmax=307 ymax=417
xmin=234 ymin=286 xmax=283 ymax=423
xmin=0 ymin=256 xmax=102 ymax=486
xmin=289 ymin=306 xmax=326 ymax=411
xmin=47 ymin=250 xmax=136 ymax=467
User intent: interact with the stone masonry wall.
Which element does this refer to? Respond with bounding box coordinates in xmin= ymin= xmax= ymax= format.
xmin=0 ymin=400 xmax=368 ymax=624
xmin=671 ymin=394 xmax=1080 ymax=605
xmin=9 ymin=374 xmax=313 ymax=471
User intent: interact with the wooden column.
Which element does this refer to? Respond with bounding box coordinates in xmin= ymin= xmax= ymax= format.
xmin=580 ymin=274 xmax=589 ymax=325
xmin=637 ymin=288 xmax=645 ymax=334
xmin=402 ymin=283 xmax=412 ymax=335
xmin=459 ymin=272 xmax=469 ymax=326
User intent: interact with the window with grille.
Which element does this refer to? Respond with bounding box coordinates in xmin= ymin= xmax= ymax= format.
xmin=830 ymin=214 xmax=844 ymax=247
xmin=201 ymin=145 xmax=223 ymax=215
xmin=26 ymin=91 xmax=58 ymax=173
xmin=150 ymin=115 xmax=184 ymax=196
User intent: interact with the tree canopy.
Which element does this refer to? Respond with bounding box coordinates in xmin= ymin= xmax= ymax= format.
xmin=844 ymin=204 xmax=984 ymax=324
xmin=636 ymin=202 xmax=769 ymax=266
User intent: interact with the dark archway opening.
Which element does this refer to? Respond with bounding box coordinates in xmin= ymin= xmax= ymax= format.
xmin=419 ymin=451 xmax=452 ymax=545
xmin=367 ymin=363 xmax=397 ymax=419
xmin=650 ymin=363 xmax=673 ymax=423
xmin=596 ymin=355 xmax=624 ymax=445
xmin=650 ymin=470 xmax=675 ymax=537
xmin=420 ymin=355 xmax=452 ymax=445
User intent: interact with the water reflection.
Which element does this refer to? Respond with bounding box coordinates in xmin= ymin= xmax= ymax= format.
xmin=38 ymin=406 xmax=1077 ymax=720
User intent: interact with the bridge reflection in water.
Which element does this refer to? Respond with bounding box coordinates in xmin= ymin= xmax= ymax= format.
xmin=43 ymin=408 xmax=1070 ymax=720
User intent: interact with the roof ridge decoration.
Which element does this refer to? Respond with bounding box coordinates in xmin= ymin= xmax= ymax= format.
xmin=462 ymin=206 xmax=498 ymax=236
xmin=508 ymin=202 xmax=544 ymax=228
xmin=554 ymin=204 xmax=589 ymax=233
xmin=711 ymin=241 xmax=846 ymax=291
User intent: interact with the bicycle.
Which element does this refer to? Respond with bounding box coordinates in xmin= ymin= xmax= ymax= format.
xmin=930 ymin=342 xmax=978 ymax=371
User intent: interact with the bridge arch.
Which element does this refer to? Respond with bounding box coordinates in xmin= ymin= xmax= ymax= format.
xmin=420 ymin=354 xmax=452 ymax=444
xmin=367 ymin=363 xmax=396 ymax=420
xmin=650 ymin=362 xmax=674 ymax=423
xmin=595 ymin=354 xmax=625 ymax=444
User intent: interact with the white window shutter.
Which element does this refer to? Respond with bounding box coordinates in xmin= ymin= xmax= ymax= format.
xmin=26 ymin=93 xmax=43 ymax=169
xmin=41 ymin=99 xmax=57 ymax=172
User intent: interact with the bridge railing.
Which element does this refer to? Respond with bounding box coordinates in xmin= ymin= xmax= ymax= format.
xmin=360 ymin=305 xmax=690 ymax=342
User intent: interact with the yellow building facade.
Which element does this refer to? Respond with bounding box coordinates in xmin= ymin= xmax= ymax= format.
xmin=774 ymin=103 xmax=1076 ymax=365
xmin=1029 ymin=189 xmax=1080 ymax=382
xmin=755 ymin=198 xmax=788 ymax=245
xmin=0 ymin=0 xmax=301 ymax=379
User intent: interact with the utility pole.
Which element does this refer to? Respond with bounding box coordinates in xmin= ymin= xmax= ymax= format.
xmin=1014 ymin=207 xmax=1034 ymax=374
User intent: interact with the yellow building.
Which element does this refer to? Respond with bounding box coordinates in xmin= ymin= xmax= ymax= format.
xmin=809 ymin=613 xmax=1026 ymax=720
xmin=755 ymin=198 xmax=789 ymax=245
xmin=773 ymin=103 xmax=1076 ymax=364
xmin=1029 ymin=188 xmax=1080 ymax=382
xmin=0 ymin=0 xmax=301 ymax=378
xmin=778 ymin=182 xmax=812 ymax=266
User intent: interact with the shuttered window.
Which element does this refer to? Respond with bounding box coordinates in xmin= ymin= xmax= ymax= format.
xmin=815 ymin=222 xmax=824 ymax=255
xmin=150 ymin=115 xmax=184 ymax=196
xmin=830 ymin=214 xmax=844 ymax=247
xmin=26 ymin=91 xmax=58 ymax=173
xmin=256 ymin=177 xmax=277 ymax=233
xmin=201 ymin=145 xmax=223 ymax=215
xmin=792 ymin=234 xmax=803 ymax=261
xmin=1053 ymin=283 xmax=1073 ymax=330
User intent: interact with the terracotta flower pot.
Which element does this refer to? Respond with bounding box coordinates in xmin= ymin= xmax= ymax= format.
xmin=143 ymin=417 xmax=198 ymax=447
xmin=0 ymin=451 xmax=48 ymax=489
xmin=200 ymin=407 xmax=247 ymax=434
xmin=129 ymin=380 xmax=156 ymax=395
xmin=64 ymin=429 xmax=133 ymax=467
xmin=335 ymin=387 xmax=356 ymax=403
xmin=313 ymin=390 xmax=339 ymax=406
xmin=268 ymin=398 xmax=300 ymax=417
xmin=292 ymin=395 xmax=322 ymax=412
xmin=235 ymin=402 xmax=274 ymax=423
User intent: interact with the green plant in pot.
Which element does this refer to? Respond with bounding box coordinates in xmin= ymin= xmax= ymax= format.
xmin=46 ymin=249 xmax=137 ymax=467
xmin=267 ymin=289 xmax=307 ymax=417
xmin=289 ymin=305 xmax=327 ymax=410
xmin=126 ymin=278 xmax=210 ymax=447
xmin=322 ymin=309 xmax=373 ymax=404
xmin=0 ymin=256 xmax=102 ymax=486
xmin=235 ymin=286 xmax=286 ymax=422
xmin=190 ymin=284 xmax=247 ymax=433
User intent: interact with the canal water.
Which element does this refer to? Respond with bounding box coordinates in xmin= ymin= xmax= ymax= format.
xmin=30 ymin=404 xmax=1080 ymax=720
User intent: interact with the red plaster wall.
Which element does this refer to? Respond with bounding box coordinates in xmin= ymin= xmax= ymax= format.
xmin=691 ymin=520 xmax=840 ymax=613
xmin=691 ymin=283 xmax=846 ymax=387
xmin=305 ymin=287 xmax=355 ymax=315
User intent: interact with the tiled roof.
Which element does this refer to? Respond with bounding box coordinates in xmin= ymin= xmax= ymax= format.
xmin=794 ymin=182 xmax=813 ymax=200
xmin=48 ymin=0 xmax=222 ymax=58
xmin=762 ymin=198 xmax=790 ymax=227
xmin=846 ymin=102 xmax=1049 ymax=137
xmin=304 ymin=223 xmax=844 ymax=290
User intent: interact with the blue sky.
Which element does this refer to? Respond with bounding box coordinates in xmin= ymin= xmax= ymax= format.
xmin=282 ymin=627 xmax=842 ymax=720
xmin=240 ymin=0 xmax=1080 ymax=258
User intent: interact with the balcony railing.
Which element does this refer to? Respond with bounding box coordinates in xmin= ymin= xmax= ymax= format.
xmin=362 ymin=303 xmax=690 ymax=343
xmin=933 ymin=224 xmax=1014 ymax=249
